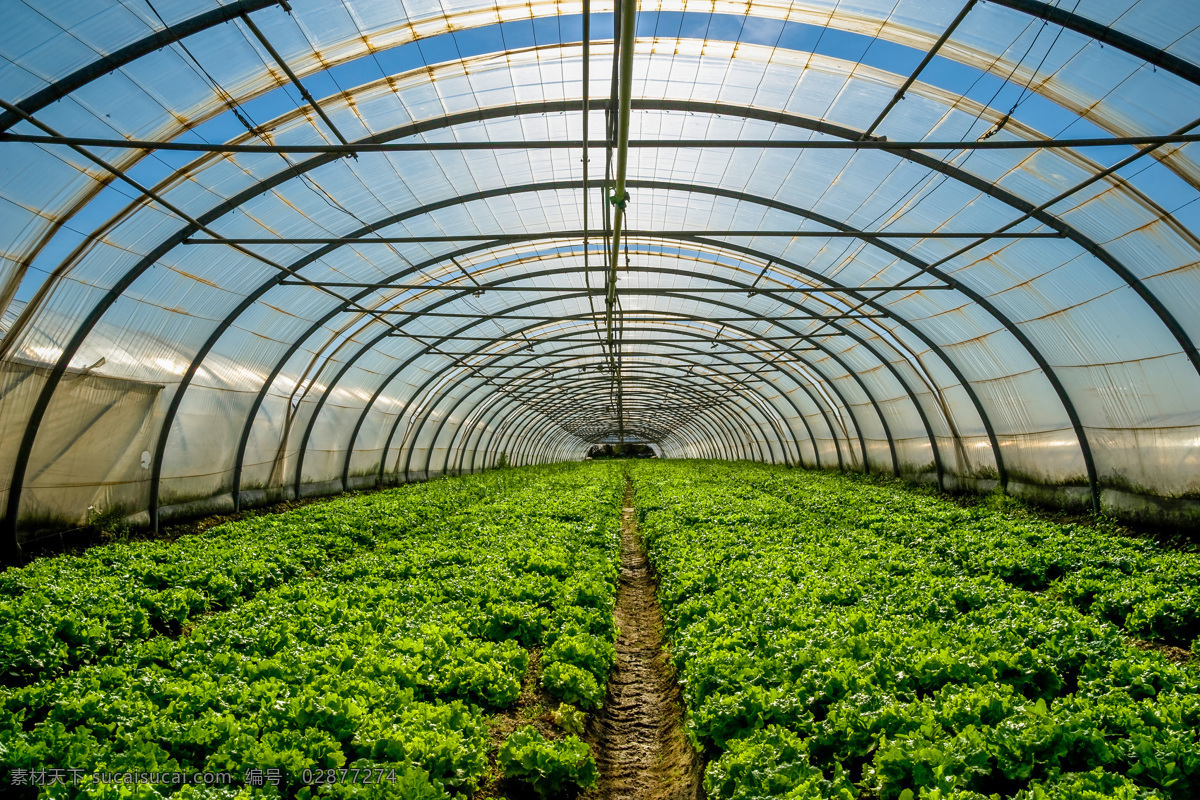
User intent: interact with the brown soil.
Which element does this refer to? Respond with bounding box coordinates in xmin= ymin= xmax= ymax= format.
xmin=478 ymin=647 xmax=566 ymax=799
xmin=583 ymin=479 xmax=704 ymax=800
xmin=1127 ymin=636 xmax=1196 ymax=665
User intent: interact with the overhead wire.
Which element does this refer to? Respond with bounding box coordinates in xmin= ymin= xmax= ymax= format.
xmin=829 ymin=0 xmax=1083 ymax=322
xmin=0 ymin=94 xmax=591 ymax=455
xmin=8 ymin=0 xmax=1196 ymax=470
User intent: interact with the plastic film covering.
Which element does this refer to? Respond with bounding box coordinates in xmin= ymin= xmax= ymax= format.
xmin=1 ymin=0 xmax=1200 ymax=542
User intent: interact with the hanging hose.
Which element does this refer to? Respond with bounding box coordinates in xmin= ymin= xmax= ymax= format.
xmin=605 ymin=0 xmax=637 ymax=441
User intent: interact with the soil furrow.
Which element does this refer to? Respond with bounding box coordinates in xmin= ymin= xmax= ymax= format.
xmin=585 ymin=479 xmax=703 ymax=800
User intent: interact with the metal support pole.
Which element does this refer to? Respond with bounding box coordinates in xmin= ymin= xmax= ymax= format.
xmin=240 ymin=13 xmax=354 ymax=149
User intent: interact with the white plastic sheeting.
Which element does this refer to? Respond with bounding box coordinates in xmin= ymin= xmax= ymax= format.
xmin=1 ymin=0 xmax=1199 ymax=539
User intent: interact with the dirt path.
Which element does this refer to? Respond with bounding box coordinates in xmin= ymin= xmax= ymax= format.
xmin=586 ymin=479 xmax=704 ymax=800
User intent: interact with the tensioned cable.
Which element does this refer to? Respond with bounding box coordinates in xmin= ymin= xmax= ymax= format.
xmin=225 ymin=3 xmax=534 ymax=404
xmin=0 ymin=99 xmax=595 ymax=453
xmin=581 ymin=0 xmax=606 ymax=348
xmin=831 ymin=0 xmax=1084 ymax=322
xmin=830 ymin=4 xmax=1052 ymax=260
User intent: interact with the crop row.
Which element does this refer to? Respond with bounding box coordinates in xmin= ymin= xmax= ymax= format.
xmin=629 ymin=461 xmax=1200 ymax=800
xmin=765 ymin=473 xmax=1200 ymax=651
xmin=1 ymin=464 xmax=624 ymax=798
xmin=0 ymin=475 xmax=500 ymax=686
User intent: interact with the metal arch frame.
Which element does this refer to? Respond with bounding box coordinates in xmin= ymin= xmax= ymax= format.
xmin=437 ymin=325 xmax=831 ymax=474
xmin=2 ymin=103 xmax=1104 ymax=527
xmin=289 ymin=237 xmax=864 ymax=503
xmin=180 ymin=180 xmax=981 ymax=522
xmin=503 ymin=409 xmax=604 ymax=467
xmin=17 ymin=84 xmax=1186 ymax=537
xmin=317 ymin=295 xmax=785 ymax=489
xmin=331 ymin=273 xmax=921 ymax=495
xmin=386 ymin=317 xmax=839 ymax=476
xmin=481 ymin=388 xmax=745 ymax=469
xmin=522 ymin=423 xmax=583 ymax=466
xmin=327 ymin=323 xmax=770 ymax=485
xmin=210 ymin=186 xmax=1013 ymax=523
xmin=443 ymin=341 xmax=829 ymax=474
xmin=311 ymin=269 xmax=909 ymax=499
xmin=441 ymin=369 xmax=796 ymax=471
xmin=402 ymin=343 xmax=816 ymax=476
xmin=309 ymin=271 xmax=864 ymax=494
xmin=451 ymin=360 xmax=810 ymax=454
xmin=334 ymin=295 xmax=845 ymax=490
xmin=398 ymin=340 xmax=811 ymax=479
xmin=131 ymin=149 xmax=1090 ymax=509
xmin=297 ymin=204 xmax=970 ymax=495
xmin=492 ymin=387 xmax=729 ymax=458
xmin=325 ymin=279 xmax=881 ymax=490
xmin=401 ymin=362 xmax=784 ymax=474
xmin=475 ymin=395 xmax=720 ymax=470
xmin=5 ymin=0 xmax=1196 ymax=135
xmin=545 ymin=399 xmax=734 ymax=460
xmin=134 ymin=127 xmax=1187 ymax=514
xmin=164 ymin=215 xmax=912 ymax=520
xmin=445 ymin=344 xmax=831 ymax=474
xmin=473 ymin=377 xmax=763 ymax=469
xmin=458 ymin=363 xmax=758 ymax=467
xmin=489 ymin=388 xmax=746 ymax=469
xmin=405 ymin=330 xmax=861 ymax=478
xmin=474 ymin=402 xmax=652 ymax=470
xmin=446 ymin=347 xmax=829 ymax=475
xmin=296 ymin=214 xmax=1019 ymax=503
xmin=202 ymin=171 xmax=1071 ymax=516
xmin=398 ymin=364 xmax=777 ymax=474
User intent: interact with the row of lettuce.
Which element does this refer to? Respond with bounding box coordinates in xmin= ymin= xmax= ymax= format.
xmin=629 ymin=461 xmax=1200 ymax=800
xmin=1 ymin=464 xmax=625 ymax=798
xmin=0 ymin=476 xmax=504 ymax=686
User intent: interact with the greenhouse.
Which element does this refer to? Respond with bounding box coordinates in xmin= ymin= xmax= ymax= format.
xmin=1 ymin=0 xmax=1199 ymax=797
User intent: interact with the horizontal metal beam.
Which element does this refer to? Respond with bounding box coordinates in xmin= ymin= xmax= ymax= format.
xmin=381 ymin=333 xmax=843 ymax=342
xmin=397 ymin=347 xmax=825 ymax=354
xmin=989 ymin=0 xmax=1200 ymax=88
xmin=6 ymin=132 xmax=1199 ymax=153
xmin=506 ymin=364 xmax=795 ymax=378
xmin=387 ymin=337 xmax=828 ymax=348
xmin=393 ymin=312 xmax=886 ymax=321
xmin=240 ymin=12 xmax=352 ymax=147
xmin=473 ymin=359 xmax=824 ymax=369
xmin=282 ymin=281 xmax=954 ymax=292
xmin=184 ymin=229 xmax=1062 ymax=243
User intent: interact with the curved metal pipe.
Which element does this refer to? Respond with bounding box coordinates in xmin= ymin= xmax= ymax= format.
xmin=413 ymin=365 xmax=795 ymax=476
xmin=354 ymin=287 xmax=871 ymax=497
xmin=323 ymin=270 xmax=920 ymax=498
xmin=439 ymin=341 xmax=825 ymax=475
xmin=408 ymin=336 xmax=821 ymax=477
xmin=409 ymin=312 xmax=837 ymax=476
xmin=14 ymin=91 xmax=1141 ymax=536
